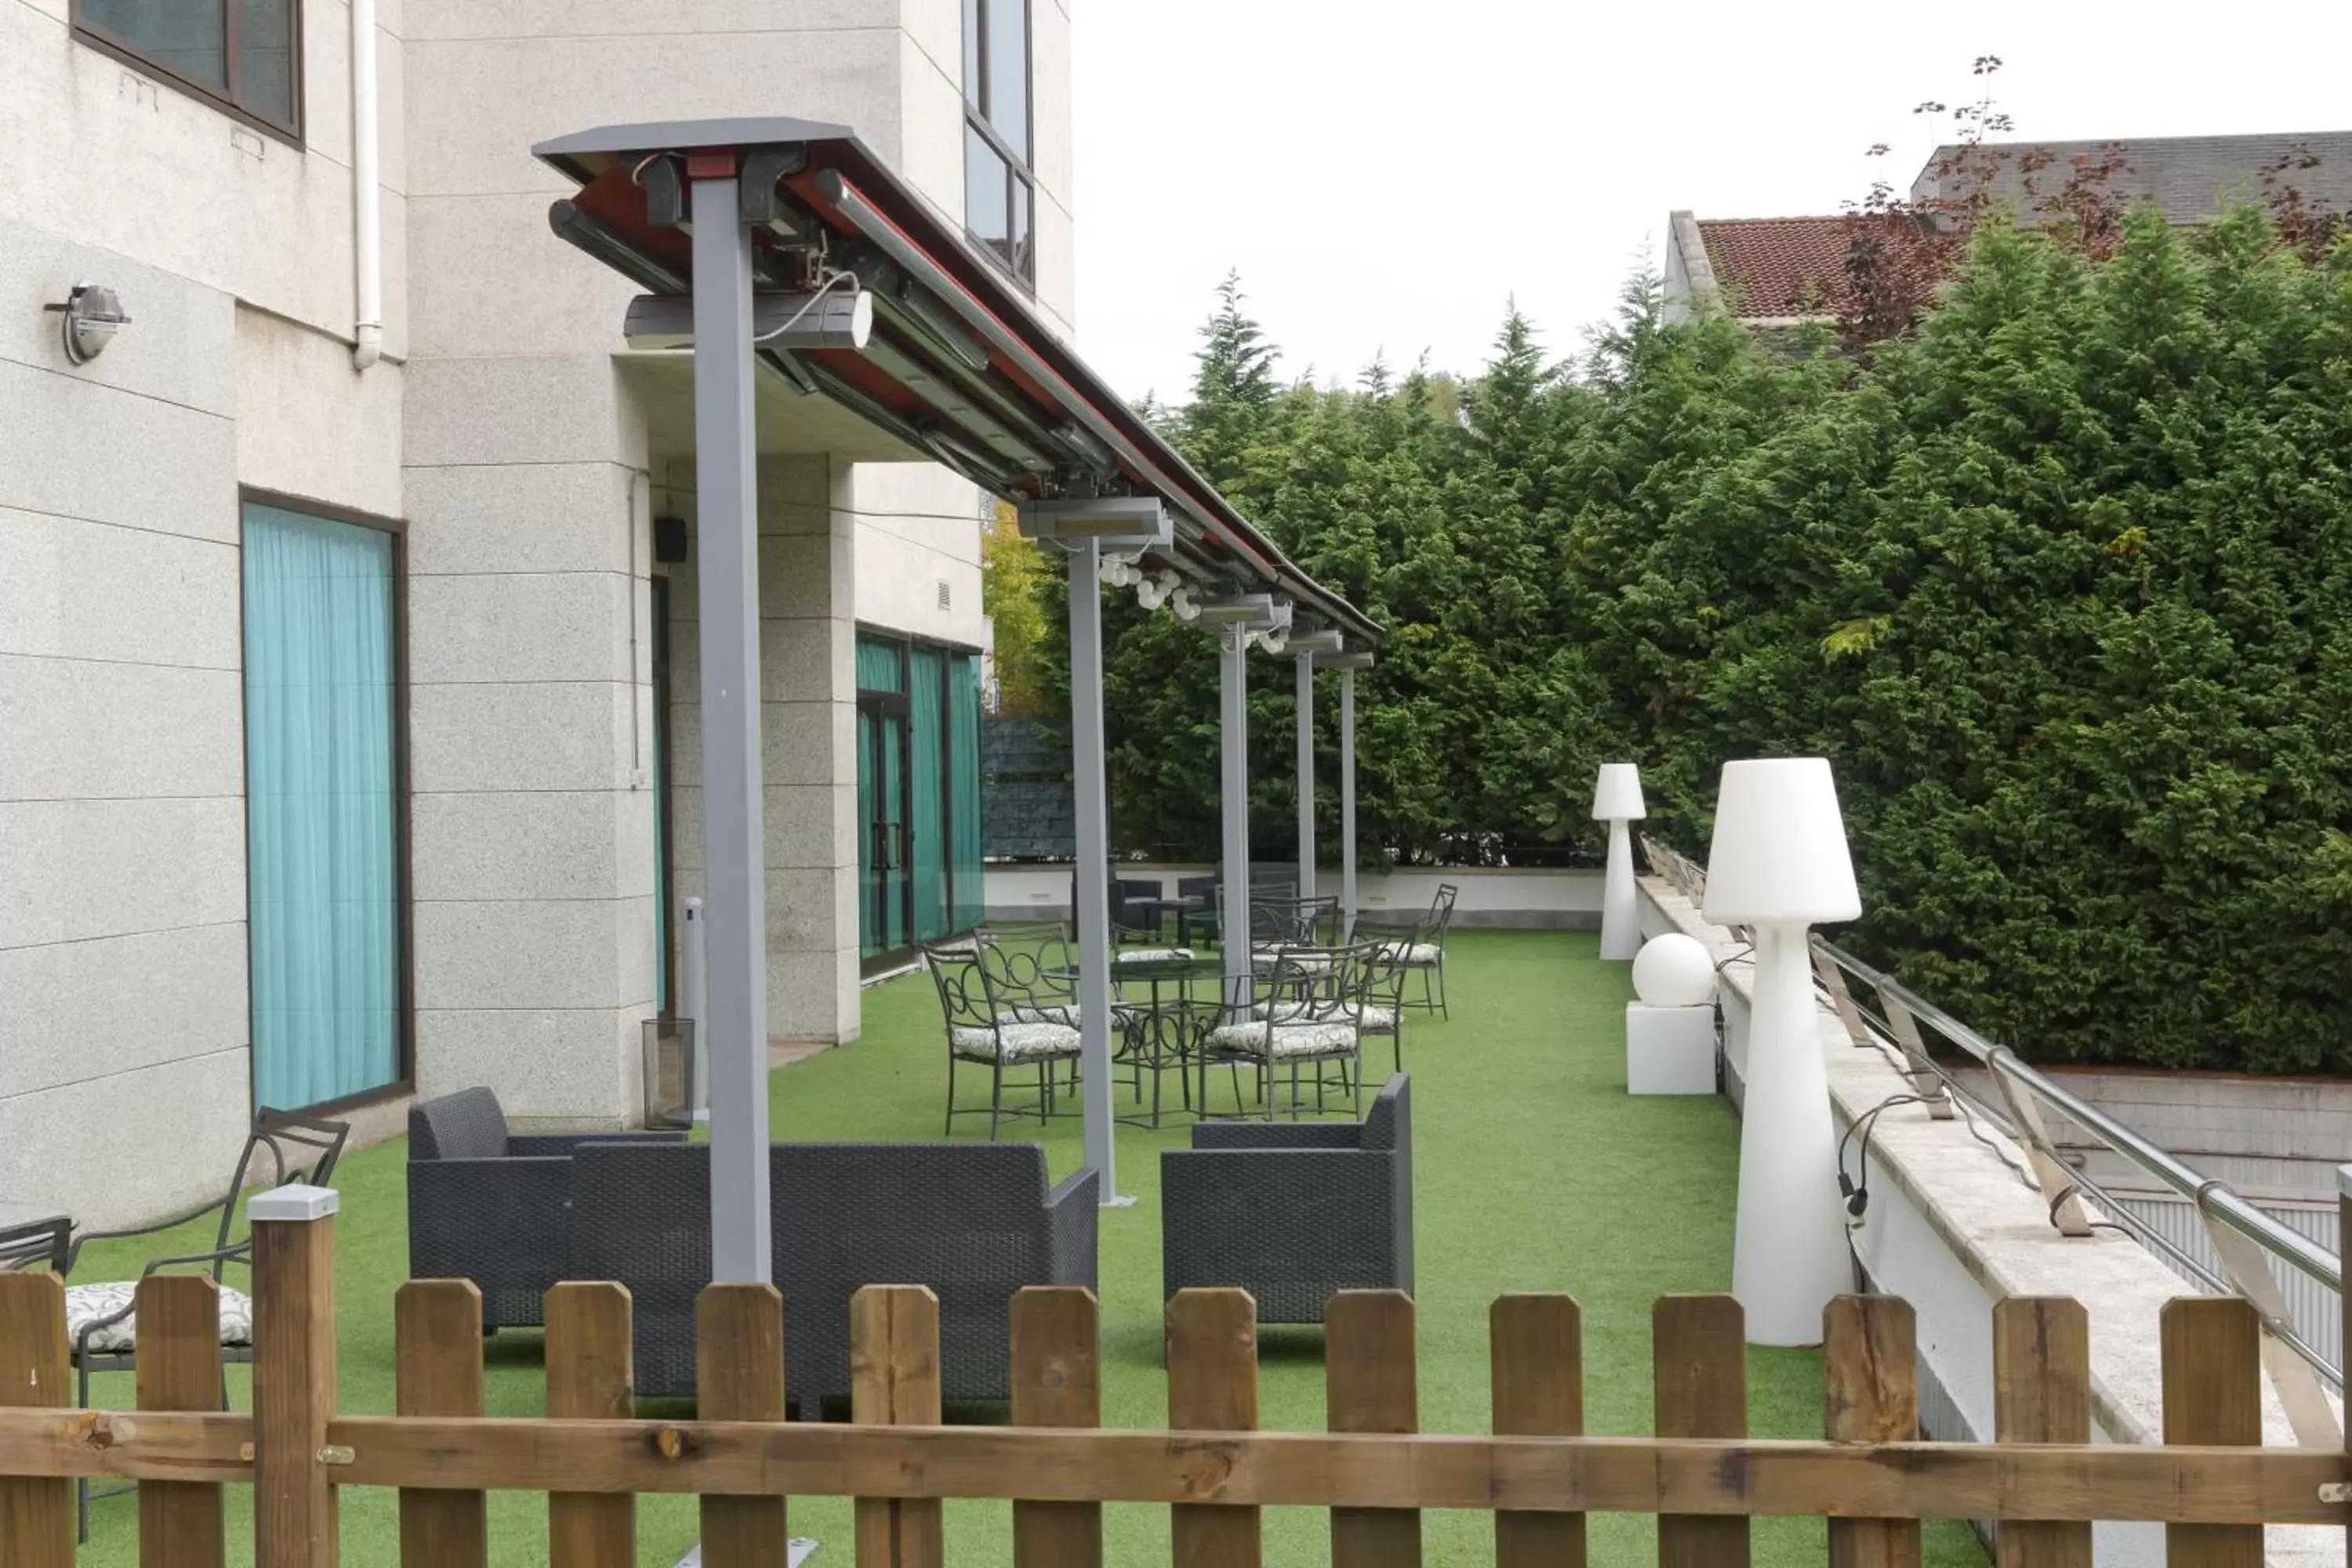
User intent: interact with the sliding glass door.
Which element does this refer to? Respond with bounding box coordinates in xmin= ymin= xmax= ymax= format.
xmin=856 ymin=632 xmax=985 ymax=971
xmin=242 ymin=499 xmax=405 ymax=1109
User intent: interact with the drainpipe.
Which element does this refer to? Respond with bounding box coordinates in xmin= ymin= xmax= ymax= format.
xmin=349 ymin=0 xmax=383 ymax=370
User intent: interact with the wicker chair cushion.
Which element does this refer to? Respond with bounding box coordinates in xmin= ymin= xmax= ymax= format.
xmin=1206 ymin=1022 xmax=1359 ymax=1059
xmin=1116 ymin=947 xmax=1194 ymax=964
xmin=950 ymin=1022 xmax=1081 ymax=1062
xmin=67 ymin=1281 xmax=254 ymax=1353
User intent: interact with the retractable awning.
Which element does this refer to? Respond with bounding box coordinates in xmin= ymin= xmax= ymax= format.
xmin=533 ymin=116 xmax=1380 ymax=644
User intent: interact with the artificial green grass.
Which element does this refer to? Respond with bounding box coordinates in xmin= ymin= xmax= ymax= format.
xmin=74 ymin=931 xmax=1981 ymax=1564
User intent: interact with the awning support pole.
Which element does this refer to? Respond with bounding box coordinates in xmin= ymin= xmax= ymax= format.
xmin=1220 ymin=630 xmax=1252 ymax=1009
xmin=1296 ymin=655 xmax=1316 ymax=904
xmin=688 ymin=164 xmax=773 ymax=1283
xmin=1066 ymin=539 xmax=1124 ymax=1204
xmin=1341 ymin=667 xmax=1358 ymax=938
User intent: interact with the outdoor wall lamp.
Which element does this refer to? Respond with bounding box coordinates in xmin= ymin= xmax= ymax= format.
xmin=1287 ymin=630 xmax=1346 ymax=658
xmin=1315 ymin=648 xmax=1375 ymax=670
xmin=1592 ymin=764 xmax=1647 ymax=960
xmin=622 ymin=288 xmax=871 ymax=351
xmin=50 ymin=281 xmax=129 ymax=365
xmin=1195 ymin=592 xmax=1287 ymax=628
xmin=1702 ymin=757 xmax=1860 ymax=1348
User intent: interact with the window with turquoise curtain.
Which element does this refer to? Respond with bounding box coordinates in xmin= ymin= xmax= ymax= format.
xmin=909 ymin=647 xmax=947 ymax=940
xmin=855 ymin=637 xmax=904 ymax=694
xmin=242 ymin=502 xmax=403 ymax=1109
xmin=949 ymin=655 xmax=985 ymax=929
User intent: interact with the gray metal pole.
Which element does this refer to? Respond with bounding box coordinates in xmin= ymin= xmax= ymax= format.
xmin=1065 ymin=539 xmax=1121 ymax=1203
xmin=1341 ymin=667 xmax=1358 ymax=938
xmin=1295 ymin=655 xmax=1315 ymax=903
xmin=688 ymin=169 xmax=771 ymax=1284
xmin=1219 ymin=628 xmax=1251 ymax=1008
xmin=682 ymin=896 xmax=709 ymax=1123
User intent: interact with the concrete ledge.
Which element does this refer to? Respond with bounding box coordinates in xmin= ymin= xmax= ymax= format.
xmin=1636 ymin=875 xmax=2342 ymax=1568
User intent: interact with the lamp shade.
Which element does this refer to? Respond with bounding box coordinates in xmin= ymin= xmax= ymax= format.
xmin=1592 ymin=762 xmax=1646 ymax=822
xmin=1701 ymin=757 xmax=1860 ymax=926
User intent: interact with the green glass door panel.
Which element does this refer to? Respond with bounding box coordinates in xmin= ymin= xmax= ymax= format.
xmin=909 ymin=647 xmax=947 ymax=941
xmin=949 ymin=655 xmax=985 ymax=930
xmin=876 ymin=712 xmax=909 ymax=953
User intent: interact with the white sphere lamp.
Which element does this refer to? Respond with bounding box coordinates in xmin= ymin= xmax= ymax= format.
xmin=1632 ymin=933 xmax=1715 ymax=1008
xmin=1702 ymin=757 xmax=1860 ymax=1348
xmin=1592 ymin=763 xmax=1647 ymax=960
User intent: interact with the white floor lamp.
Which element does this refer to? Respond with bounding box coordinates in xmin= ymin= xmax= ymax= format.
xmin=1593 ymin=763 xmax=1646 ymax=960
xmin=1703 ymin=757 xmax=1860 ymax=1348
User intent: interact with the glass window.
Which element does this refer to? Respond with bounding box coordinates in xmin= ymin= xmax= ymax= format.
xmin=1011 ymin=176 xmax=1034 ymax=282
xmin=965 ymin=128 xmax=1012 ymax=265
xmin=242 ymin=502 xmax=404 ymax=1110
xmin=985 ymin=0 xmax=1029 ymax=161
xmin=962 ymin=0 xmax=983 ymax=112
xmin=74 ymin=0 xmax=300 ymax=135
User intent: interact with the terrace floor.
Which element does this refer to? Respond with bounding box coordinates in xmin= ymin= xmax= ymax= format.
xmin=75 ymin=930 xmax=1981 ymax=1565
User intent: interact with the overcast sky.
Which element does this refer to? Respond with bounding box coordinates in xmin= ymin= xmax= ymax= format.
xmin=1069 ymin=0 xmax=2352 ymax=403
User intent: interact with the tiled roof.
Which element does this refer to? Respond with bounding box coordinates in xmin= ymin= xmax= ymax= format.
xmin=1696 ymin=216 xmax=1856 ymax=321
xmin=1912 ymin=131 xmax=2352 ymax=225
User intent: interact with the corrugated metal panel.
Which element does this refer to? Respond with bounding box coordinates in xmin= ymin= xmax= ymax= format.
xmin=2105 ymin=1190 xmax=2340 ymax=1376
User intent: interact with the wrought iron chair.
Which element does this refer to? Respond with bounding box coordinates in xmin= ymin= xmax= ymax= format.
xmin=27 ymin=1107 xmax=350 ymax=1541
xmin=1200 ymin=941 xmax=1377 ymax=1119
xmin=923 ymin=939 xmax=1083 ymax=1139
xmin=1378 ymin=884 xmax=1459 ymax=1017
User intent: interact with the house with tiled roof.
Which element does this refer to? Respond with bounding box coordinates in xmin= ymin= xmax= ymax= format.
xmin=1664 ymin=129 xmax=2350 ymax=327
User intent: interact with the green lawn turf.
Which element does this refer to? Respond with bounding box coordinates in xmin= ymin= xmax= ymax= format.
xmin=73 ymin=930 xmax=1981 ymax=1565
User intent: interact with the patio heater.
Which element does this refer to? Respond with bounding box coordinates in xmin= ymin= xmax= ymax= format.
xmin=1019 ymin=495 xmax=1173 ymax=1207
xmin=1702 ymin=757 xmax=1860 ymax=1347
xmin=1286 ymin=630 xmax=1345 ymax=904
xmin=1592 ymin=763 xmax=1646 ymax=960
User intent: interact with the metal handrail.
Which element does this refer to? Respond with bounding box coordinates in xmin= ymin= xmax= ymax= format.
xmin=1638 ymin=833 xmax=2345 ymax=1393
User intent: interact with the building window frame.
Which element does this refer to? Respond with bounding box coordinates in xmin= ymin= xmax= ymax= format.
xmin=962 ymin=0 xmax=1036 ymax=289
xmin=71 ymin=0 xmax=305 ymax=145
xmin=238 ymin=488 xmax=412 ymax=1116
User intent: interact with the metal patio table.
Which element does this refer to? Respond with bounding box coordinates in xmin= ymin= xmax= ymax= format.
xmin=1127 ymin=895 xmax=1208 ymax=946
xmin=1051 ymin=954 xmax=1223 ymax=1127
xmin=0 ymin=1201 xmax=71 ymax=1272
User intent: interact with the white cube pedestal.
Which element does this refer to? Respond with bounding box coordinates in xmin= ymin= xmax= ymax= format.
xmin=1626 ymin=1001 xmax=1716 ymax=1095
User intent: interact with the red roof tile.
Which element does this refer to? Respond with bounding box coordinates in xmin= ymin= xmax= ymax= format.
xmin=1697 ymin=216 xmax=1857 ymax=321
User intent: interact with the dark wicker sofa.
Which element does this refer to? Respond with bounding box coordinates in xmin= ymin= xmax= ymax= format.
xmin=1160 ymin=1073 xmax=1413 ymax=1324
xmin=568 ymin=1139 xmax=1100 ymax=1406
xmin=406 ymin=1087 xmax=687 ymax=1328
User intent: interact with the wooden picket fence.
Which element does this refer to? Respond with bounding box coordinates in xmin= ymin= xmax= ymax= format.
xmin=0 ymin=1203 xmax=2346 ymax=1566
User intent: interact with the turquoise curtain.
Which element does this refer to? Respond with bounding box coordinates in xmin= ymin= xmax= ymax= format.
xmin=857 ymin=707 xmax=880 ymax=957
xmin=909 ymin=648 xmax=947 ymax=940
xmin=856 ymin=637 xmax=903 ymax=694
xmin=949 ymin=655 xmax=985 ymax=929
xmin=243 ymin=503 xmax=401 ymax=1109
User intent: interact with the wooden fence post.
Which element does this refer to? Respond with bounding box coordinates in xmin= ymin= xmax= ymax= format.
xmin=1328 ymin=1290 xmax=1420 ymax=1567
xmin=250 ymin=1185 xmax=340 ymax=1568
xmin=698 ymin=1283 xmax=790 ymax=1568
xmin=546 ymin=1282 xmax=637 ymax=1566
xmin=1824 ymin=1294 xmax=1923 ymax=1568
xmin=1011 ymin=1287 xmax=1102 ymax=1568
xmin=2162 ymin=1297 xmax=2263 ymax=1568
xmin=394 ymin=1280 xmax=487 ymax=1568
xmin=851 ymin=1285 xmax=943 ymax=1568
xmin=137 ymin=1275 xmax=227 ymax=1568
xmin=1167 ymin=1288 xmax=1261 ymax=1568
xmin=0 ymin=1272 xmax=71 ymax=1567
xmin=1653 ymin=1294 xmax=1748 ymax=1568
xmin=1490 ymin=1294 xmax=1582 ymax=1568
xmin=1991 ymin=1297 xmax=2091 ymax=1568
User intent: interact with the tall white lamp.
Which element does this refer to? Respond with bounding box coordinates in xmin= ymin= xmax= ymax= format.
xmin=1592 ymin=763 xmax=1646 ymax=960
xmin=1703 ymin=757 xmax=1860 ymax=1347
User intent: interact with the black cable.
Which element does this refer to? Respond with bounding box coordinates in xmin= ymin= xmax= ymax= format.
xmin=1835 ymin=1091 xmax=1929 ymax=1221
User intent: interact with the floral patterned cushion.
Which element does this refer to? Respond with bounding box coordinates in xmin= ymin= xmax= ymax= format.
xmin=1116 ymin=947 xmax=1194 ymax=964
xmin=1000 ymin=1004 xmax=1133 ymax=1029
xmin=1305 ymin=1003 xmax=1398 ymax=1029
xmin=1377 ymin=942 xmax=1442 ymax=966
xmin=66 ymin=1281 xmax=254 ymax=1353
xmin=950 ymin=1021 xmax=1081 ymax=1062
xmin=1205 ymin=1021 xmax=1359 ymax=1059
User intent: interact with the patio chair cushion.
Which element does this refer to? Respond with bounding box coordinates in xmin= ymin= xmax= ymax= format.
xmin=1000 ymin=1004 xmax=1134 ymax=1028
xmin=1307 ymin=1002 xmax=1398 ymax=1030
xmin=1377 ymin=942 xmax=1442 ymax=967
xmin=950 ymin=1021 xmax=1083 ymax=1063
xmin=1205 ymin=1021 xmax=1359 ymax=1060
xmin=1116 ymin=947 xmax=1194 ymax=964
xmin=1250 ymin=948 xmax=1335 ymax=975
xmin=66 ymin=1281 xmax=254 ymax=1353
